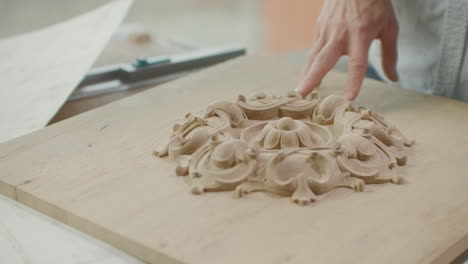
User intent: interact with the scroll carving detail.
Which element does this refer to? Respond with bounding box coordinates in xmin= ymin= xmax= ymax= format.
xmin=156 ymin=92 xmax=414 ymax=205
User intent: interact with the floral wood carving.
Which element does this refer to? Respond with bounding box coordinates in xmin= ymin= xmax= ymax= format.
xmin=155 ymin=92 xmax=414 ymax=205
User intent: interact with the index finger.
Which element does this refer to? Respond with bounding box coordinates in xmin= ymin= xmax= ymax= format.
xmin=297 ymin=42 xmax=342 ymax=97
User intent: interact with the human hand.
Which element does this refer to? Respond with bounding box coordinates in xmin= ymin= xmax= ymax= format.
xmin=296 ymin=0 xmax=399 ymax=100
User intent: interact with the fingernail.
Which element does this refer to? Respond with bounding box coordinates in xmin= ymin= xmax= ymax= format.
xmin=294 ymin=87 xmax=302 ymax=95
xmin=343 ymin=91 xmax=354 ymax=101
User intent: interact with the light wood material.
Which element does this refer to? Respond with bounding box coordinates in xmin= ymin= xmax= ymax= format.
xmin=1 ymin=56 xmax=468 ymax=264
xmin=156 ymin=93 xmax=413 ymax=205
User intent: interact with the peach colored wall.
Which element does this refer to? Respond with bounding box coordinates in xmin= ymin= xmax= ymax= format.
xmin=262 ymin=0 xmax=324 ymax=54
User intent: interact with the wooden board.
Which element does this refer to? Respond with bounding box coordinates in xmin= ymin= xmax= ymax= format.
xmin=1 ymin=56 xmax=468 ymax=264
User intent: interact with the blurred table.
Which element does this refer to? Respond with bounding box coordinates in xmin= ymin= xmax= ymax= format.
xmin=50 ymin=30 xmax=191 ymax=124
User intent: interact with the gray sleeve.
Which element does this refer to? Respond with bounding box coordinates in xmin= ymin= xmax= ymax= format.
xmin=433 ymin=0 xmax=468 ymax=101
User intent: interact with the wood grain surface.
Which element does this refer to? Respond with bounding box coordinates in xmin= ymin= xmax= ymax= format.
xmin=1 ymin=56 xmax=468 ymax=264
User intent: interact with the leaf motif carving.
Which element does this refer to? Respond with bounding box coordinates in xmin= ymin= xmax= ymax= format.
xmin=156 ymin=92 xmax=414 ymax=206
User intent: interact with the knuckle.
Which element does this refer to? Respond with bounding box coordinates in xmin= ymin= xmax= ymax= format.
xmin=314 ymin=53 xmax=328 ymax=64
xmin=332 ymin=30 xmax=348 ymax=44
xmin=352 ymin=26 xmax=374 ymax=42
xmin=349 ymin=60 xmax=367 ymax=70
xmin=353 ymin=23 xmax=371 ymax=35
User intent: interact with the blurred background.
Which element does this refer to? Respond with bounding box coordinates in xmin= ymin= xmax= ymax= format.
xmin=1 ymin=3 xmax=468 ymax=263
xmin=0 ymin=0 xmax=324 ymax=55
xmin=0 ymin=0 xmax=339 ymax=122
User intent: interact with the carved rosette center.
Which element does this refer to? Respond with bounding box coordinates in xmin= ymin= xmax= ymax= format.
xmin=276 ymin=117 xmax=297 ymax=130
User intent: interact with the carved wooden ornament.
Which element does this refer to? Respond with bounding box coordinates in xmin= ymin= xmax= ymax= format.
xmin=155 ymin=92 xmax=414 ymax=205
